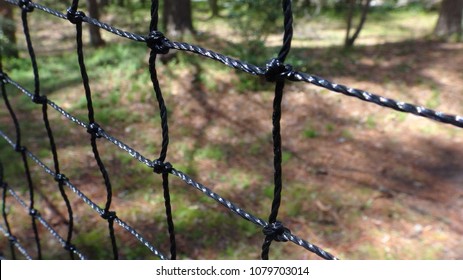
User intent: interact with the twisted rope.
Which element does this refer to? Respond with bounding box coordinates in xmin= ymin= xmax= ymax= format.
xmin=67 ymin=0 xmax=118 ymax=259
xmin=19 ymin=0 xmax=75 ymax=259
xmin=1 ymin=162 xmax=18 ymax=259
xmin=148 ymin=0 xmax=176 ymax=260
xmin=261 ymin=0 xmax=295 ymax=260
xmin=0 ymin=37 xmax=41 ymax=258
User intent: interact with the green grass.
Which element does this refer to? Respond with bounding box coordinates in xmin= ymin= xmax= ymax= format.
xmin=365 ymin=116 xmax=377 ymax=129
xmin=195 ymin=145 xmax=226 ymax=161
xmin=281 ymin=151 xmax=293 ymax=164
xmin=341 ymin=129 xmax=354 ymax=140
xmin=425 ymin=88 xmax=441 ymax=109
xmin=218 ymin=168 xmax=261 ymax=190
xmin=263 ymin=185 xmax=274 ymax=199
xmin=303 ymin=122 xmax=319 ymax=138
xmin=303 ymin=128 xmax=318 ymax=138
xmin=73 ymin=226 xmax=114 ymax=259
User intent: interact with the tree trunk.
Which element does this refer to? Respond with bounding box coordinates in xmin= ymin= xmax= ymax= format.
xmin=434 ymin=0 xmax=463 ymax=40
xmin=208 ymin=0 xmax=219 ymax=17
xmin=345 ymin=0 xmax=355 ymax=46
xmin=0 ymin=1 xmax=18 ymax=57
xmin=345 ymin=0 xmax=371 ymax=48
xmin=99 ymin=0 xmax=110 ymax=8
xmin=87 ymin=0 xmax=105 ymax=47
xmin=162 ymin=0 xmax=194 ymax=37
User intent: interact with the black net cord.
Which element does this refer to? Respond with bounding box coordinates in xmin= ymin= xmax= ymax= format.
xmin=277 ymin=0 xmax=293 ymax=63
xmin=148 ymin=0 xmax=170 ymax=163
xmin=69 ymin=0 xmax=78 ymax=13
xmin=148 ymin=0 xmax=176 ymax=260
xmin=162 ymin=172 xmax=176 ymax=259
xmin=20 ymin=4 xmax=39 ymax=98
xmin=0 ymin=56 xmax=17 ymax=260
xmin=262 ymin=80 xmax=285 ymax=260
xmin=21 ymin=147 xmax=42 ymax=259
xmin=20 ymin=0 xmax=75 ymax=259
xmin=0 ymin=161 xmax=17 ymax=259
xmin=19 ymin=7 xmax=40 ymax=250
xmin=150 ymin=40 xmax=169 ymax=163
xmin=261 ymin=0 xmax=294 ymax=260
xmin=0 ymin=70 xmax=21 ymax=154
xmin=43 ymin=103 xmax=75 ymax=260
xmin=0 ymin=42 xmax=42 ymax=259
xmin=69 ymin=0 xmax=118 ymax=260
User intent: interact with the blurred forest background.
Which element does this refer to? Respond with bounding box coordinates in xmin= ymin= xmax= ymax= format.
xmin=0 ymin=0 xmax=462 ymax=259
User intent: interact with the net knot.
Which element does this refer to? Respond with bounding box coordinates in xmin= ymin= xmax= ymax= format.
xmin=146 ymin=31 xmax=170 ymax=54
xmin=8 ymin=235 xmax=17 ymax=243
xmin=101 ymin=210 xmax=117 ymax=221
xmin=14 ymin=145 xmax=25 ymax=153
xmin=18 ymin=0 xmax=34 ymax=12
xmin=0 ymin=71 xmax=8 ymax=81
xmin=66 ymin=8 xmax=86 ymax=24
xmin=29 ymin=208 xmax=39 ymax=217
xmin=54 ymin=173 xmax=68 ymax=183
xmin=153 ymin=160 xmax=172 ymax=174
xmin=265 ymin=58 xmax=293 ymax=82
xmin=87 ymin=122 xmax=102 ymax=138
xmin=32 ymin=95 xmax=47 ymax=105
xmin=263 ymin=221 xmax=290 ymax=242
xmin=65 ymin=242 xmax=76 ymax=252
